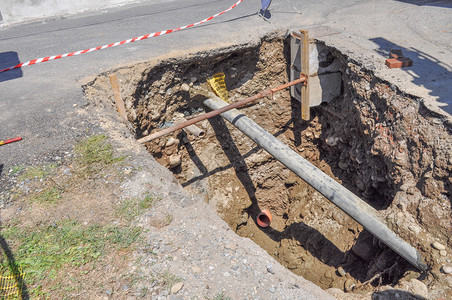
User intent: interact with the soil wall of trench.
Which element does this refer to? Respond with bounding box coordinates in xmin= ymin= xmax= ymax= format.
xmin=83 ymin=35 xmax=452 ymax=298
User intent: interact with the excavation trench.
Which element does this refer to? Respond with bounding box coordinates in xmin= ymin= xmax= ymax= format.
xmin=83 ymin=36 xmax=452 ymax=296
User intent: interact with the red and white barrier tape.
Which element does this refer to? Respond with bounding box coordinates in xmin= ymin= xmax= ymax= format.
xmin=0 ymin=0 xmax=244 ymax=73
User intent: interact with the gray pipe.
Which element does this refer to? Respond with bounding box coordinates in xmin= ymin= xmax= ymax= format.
xmin=203 ymin=97 xmax=427 ymax=271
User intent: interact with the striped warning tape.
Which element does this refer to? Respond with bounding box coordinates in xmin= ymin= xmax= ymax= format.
xmin=0 ymin=0 xmax=244 ymax=73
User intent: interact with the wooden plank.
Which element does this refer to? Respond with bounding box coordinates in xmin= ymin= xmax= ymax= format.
xmin=109 ymin=73 xmax=128 ymax=120
xmin=299 ymin=30 xmax=310 ymax=120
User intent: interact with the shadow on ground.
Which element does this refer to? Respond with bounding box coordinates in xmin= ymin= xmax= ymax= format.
xmin=0 ymin=235 xmax=29 ymax=299
xmin=0 ymin=52 xmax=22 ymax=82
xmin=370 ymin=37 xmax=452 ymax=115
xmin=394 ymin=0 xmax=452 ymax=8
xmin=372 ymin=289 xmax=427 ymax=300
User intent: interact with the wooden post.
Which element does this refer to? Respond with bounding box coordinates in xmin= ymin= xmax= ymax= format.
xmin=109 ymin=73 xmax=128 ymax=120
xmin=299 ymin=30 xmax=310 ymax=121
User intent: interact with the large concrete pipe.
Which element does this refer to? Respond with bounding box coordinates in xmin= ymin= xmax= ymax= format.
xmin=203 ymin=96 xmax=427 ymax=272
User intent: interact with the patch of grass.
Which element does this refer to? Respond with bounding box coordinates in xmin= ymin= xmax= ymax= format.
xmin=20 ymin=164 xmax=56 ymax=180
xmin=213 ymin=292 xmax=232 ymax=300
xmin=116 ymin=193 xmax=158 ymax=221
xmin=1 ymin=220 xmax=142 ymax=290
xmin=32 ymin=187 xmax=61 ymax=204
xmin=159 ymin=271 xmax=181 ymax=290
xmin=150 ymin=214 xmax=173 ymax=228
xmin=9 ymin=165 xmax=25 ymax=175
xmin=164 ymin=214 xmax=173 ymax=226
xmin=74 ymin=135 xmax=125 ymax=177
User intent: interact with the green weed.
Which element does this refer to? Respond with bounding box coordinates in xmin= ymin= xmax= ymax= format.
xmin=213 ymin=292 xmax=232 ymax=300
xmin=20 ymin=164 xmax=56 ymax=180
xmin=159 ymin=271 xmax=181 ymax=290
xmin=164 ymin=214 xmax=173 ymax=226
xmin=150 ymin=214 xmax=173 ymax=228
xmin=74 ymin=135 xmax=125 ymax=177
xmin=32 ymin=187 xmax=61 ymax=204
xmin=116 ymin=194 xmax=158 ymax=221
xmin=9 ymin=165 xmax=25 ymax=176
xmin=1 ymin=220 xmax=142 ymax=288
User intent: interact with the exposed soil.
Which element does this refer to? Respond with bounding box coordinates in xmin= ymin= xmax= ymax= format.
xmin=83 ymin=35 xmax=452 ymax=299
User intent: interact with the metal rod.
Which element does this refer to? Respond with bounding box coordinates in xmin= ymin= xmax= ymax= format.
xmin=0 ymin=136 xmax=22 ymax=146
xmin=203 ymin=96 xmax=428 ymax=272
xmin=137 ymin=75 xmax=307 ymax=144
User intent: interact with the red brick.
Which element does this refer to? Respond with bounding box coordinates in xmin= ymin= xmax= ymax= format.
xmin=385 ymin=57 xmax=413 ymax=68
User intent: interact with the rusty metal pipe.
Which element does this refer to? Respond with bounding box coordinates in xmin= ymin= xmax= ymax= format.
xmin=137 ymin=75 xmax=307 ymax=143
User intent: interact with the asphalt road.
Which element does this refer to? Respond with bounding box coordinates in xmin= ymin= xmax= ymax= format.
xmin=1 ymin=0 xmax=451 ymax=173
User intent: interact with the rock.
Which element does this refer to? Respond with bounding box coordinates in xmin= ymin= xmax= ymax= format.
xmin=266 ymin=264 xmax=275 ymax=275
xmin=441 ymin=264 xmax=452 ymax=274
xmin=440 ymin=250 xmax=447 ymax=256
xmin=344 ymin=278 xmax=355 ymax=292
xmin=269 ymin=286 xmax=276 ymax=293
xmin=326 ymin=136 xmax=339 ymax=147
xmin=408 ymin=225 xmax=421 ymax=234
xmin=190 ymin=76 xmax=197 ymax=83
xmin=168 ymin=155 xmax=181 ymax=168
xmin=409 ymin=279 xmax=428 ymax=298
xmin=432 ymin=241 xmax=446 ymax=251
xmin=192 ymin=266 xmax=201 ymax=274
xmin=338 ymin=161 xmax=348 ymax=171
xmin=355 ymin=178 xmax=366 ymax=191
xmin=337 ymin=266 xmax=346 ymax=277
xmin=285 ymin=177 xmax=297 ymax=185
xmin=225 ymin=243 xmax=237 ymax=251
xmin=378 ymin=285 xmax=394 ymax=292
xmin=62 ymin=168 xmax=72 ymax=176
xmin=181 ymin=83 xmax=190 ymax=92
xmin=326 ymin=287 xmax=344 ymax=296
xmin=171 ymin=282 xmax=184 ymax=294
xmin=166 ymin=137 xmax=179 ymax=147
